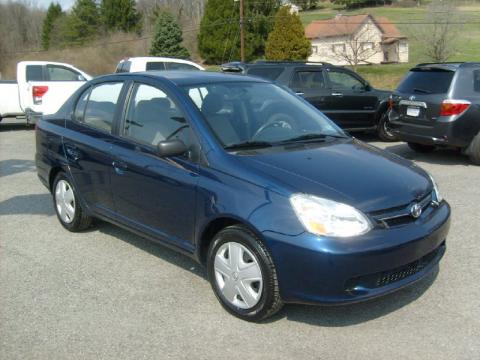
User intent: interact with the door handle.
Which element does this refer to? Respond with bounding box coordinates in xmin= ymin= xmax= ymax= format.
xmin=331 ymin=92 xmax=343 ymax=97
xmin=295 ymin=92 xmax=305 ymax=97
xmin=112 ymin=160 xmax=128 ymax=175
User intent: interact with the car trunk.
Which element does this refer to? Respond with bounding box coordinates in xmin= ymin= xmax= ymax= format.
xmin=395 ymin=67 xmax=456 ymax=126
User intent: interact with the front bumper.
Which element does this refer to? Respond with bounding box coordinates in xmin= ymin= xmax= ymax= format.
xmin=264 ymin=201 xmax=450 ymax=305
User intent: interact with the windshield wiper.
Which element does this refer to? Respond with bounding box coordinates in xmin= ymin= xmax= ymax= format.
xmin=280 ymin=133 xmax=347 ymax=143
xmin=413 ymin=88 xmax=432 ymax=94
xmin=224 ymin=140 xmax=273 ymax=150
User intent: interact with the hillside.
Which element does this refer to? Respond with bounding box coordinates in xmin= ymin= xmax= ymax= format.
xmin=300 ymin=5 xmax=480 ymax=89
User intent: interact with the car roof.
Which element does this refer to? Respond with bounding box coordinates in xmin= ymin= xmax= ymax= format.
xmin=117 ymin=70 xmax=270 ymax=86
xmin=413 ymin=62 xmax=480 ymax=71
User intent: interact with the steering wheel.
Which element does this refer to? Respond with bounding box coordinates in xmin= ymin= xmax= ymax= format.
xmin=252 ymin=113 xmax=295 ymax=140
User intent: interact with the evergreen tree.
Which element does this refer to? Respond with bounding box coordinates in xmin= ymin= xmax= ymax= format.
xmin=100 ymin=0 xmax=141 ymax=33
xmin=265 ymin=6 xmax=311 ymax=61
xmin=149 ymin=11 xmax=189 ymax=59
xmin=64 ymin=0 xmax=100 ymax=45
xmin=41 ymin=2 xmax=63 ymax=50
xmin=198 ymin=0 xmax=280 ymax=64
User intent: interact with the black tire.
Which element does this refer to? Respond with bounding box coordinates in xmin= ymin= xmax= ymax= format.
xmin=52 ymin=172 xmax=92 ymax=232
xmin=377 ymin=112 xmax=398 ymax=142
xmin=207 ymin=225 xmax=283 ymax=321
xmin=467 ymin=132 xmax=480 ymax=165
xmin=407 ymin=142 xmax=436 ymax=153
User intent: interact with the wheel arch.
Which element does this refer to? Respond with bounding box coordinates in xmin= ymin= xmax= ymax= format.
xmin=197 ymin=215 xmax=265 ymax=266
xmin=48 ymin=166 xmax=64 ymax=193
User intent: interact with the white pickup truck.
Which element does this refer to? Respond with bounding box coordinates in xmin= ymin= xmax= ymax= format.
xmin=0 ymin=61 xmax=91 ymax=124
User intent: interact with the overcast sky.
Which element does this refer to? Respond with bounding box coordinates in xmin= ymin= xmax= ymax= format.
xmin=36 ymin=0 xmax=75 ymax=9
xmin=0 ymin=0 xmax=75 ymax=9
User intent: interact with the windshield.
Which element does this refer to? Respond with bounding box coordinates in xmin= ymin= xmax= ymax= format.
xmin=397 ymin=69 xmax=454 ymax=94
xmin=182 ymin=82 xmax=344 ymax=149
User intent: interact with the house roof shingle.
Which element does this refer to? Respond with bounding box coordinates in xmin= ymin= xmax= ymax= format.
xmin=305 ymin=14 xmax=406 ymax=40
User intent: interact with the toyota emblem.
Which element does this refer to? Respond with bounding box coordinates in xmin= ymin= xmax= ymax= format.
xmin=410 ymin=203 xmax=422 ymax=218
xmin=409 ymin=95 xmax=416 ymax=101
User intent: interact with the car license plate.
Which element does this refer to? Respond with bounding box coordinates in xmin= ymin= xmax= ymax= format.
xmin=406 ymin=106 xmax=420 ymax=117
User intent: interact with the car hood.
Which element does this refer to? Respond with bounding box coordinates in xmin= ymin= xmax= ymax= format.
xmin=235 ymin=139 xmax=431 ymax=213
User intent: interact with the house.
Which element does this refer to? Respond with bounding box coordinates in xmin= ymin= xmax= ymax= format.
xmin=305 ymin=14 xmax=408 ymax=65
xmin=281 ymin=0 xmax=300 ymax=14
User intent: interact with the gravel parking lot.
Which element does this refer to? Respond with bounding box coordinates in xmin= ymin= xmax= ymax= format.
xmin=1 ymin=119 xmax=479 ymax=360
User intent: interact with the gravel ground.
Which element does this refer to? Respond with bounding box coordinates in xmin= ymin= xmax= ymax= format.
xmin=1 ymin=119 xmax=479 ymax=360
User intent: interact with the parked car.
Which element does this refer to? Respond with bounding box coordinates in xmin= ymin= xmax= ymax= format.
xmin=389 ymin=62 xmax=480 ymax=164
xmin=0 ymin=61 xmax=91 ymax=124
xmin=221 ymin=61 xmax=396 ymax=141
xmin=36 ymin=71 xmax=450 ymax=321
xmin=115 ymin=57 xmax=205 ymax=73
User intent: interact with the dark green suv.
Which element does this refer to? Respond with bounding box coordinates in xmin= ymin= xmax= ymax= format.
xmin=221 ymin=61 xmax=395 ymax=141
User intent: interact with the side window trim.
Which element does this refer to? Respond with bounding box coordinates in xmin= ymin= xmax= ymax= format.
xmin=72 ymin=86 xmax=92 ymax=123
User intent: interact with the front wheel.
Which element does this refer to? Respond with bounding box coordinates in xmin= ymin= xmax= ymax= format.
xmin=53 ymin=172 xmax=92 ymax=232
xmin=207 ymin=225 xmax=283 ymax=321
xmin=377 ymin=112 xmax=398 ymax=142
xmin=408 ymin=142 xmax=436 ymax=153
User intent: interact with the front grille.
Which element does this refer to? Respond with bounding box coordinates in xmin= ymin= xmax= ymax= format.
xmin=371 ymin=192 xmax=434 ymax=228
xmin=345 ymin=242 xmax=445 ymax=291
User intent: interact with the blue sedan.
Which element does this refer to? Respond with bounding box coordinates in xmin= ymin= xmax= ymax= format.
xmin=35 ymin=71 xmax=450 ymax=321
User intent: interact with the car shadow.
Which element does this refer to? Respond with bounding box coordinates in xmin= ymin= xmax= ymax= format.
xmin=95 ymin=221 xmax=205 ymax=278
xmin=0 ymin=193 xmax=55 ymax=216
xmin=0 ymin=122 xmax=33 ymax=132
xmin=93 ymin=220 xmax=439 ymax=326
xmin=0 ymin=159 xmax=36 ymax=177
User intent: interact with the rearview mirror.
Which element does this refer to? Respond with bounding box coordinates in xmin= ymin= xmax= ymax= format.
xmin=157 ymin=139 xmax=187 ymax=157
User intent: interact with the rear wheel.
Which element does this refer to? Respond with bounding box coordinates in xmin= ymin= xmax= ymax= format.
xmin=408 ymin=142 xmax=435 ymax=153
xmin=53 ymin=172 xmax=92 ymax=232
xmin=207 ymin=225 xmax=283 ymax=321
xmin=467 ymin=132 xmax=480 ymax=165
xmin=377 ymin=112 xmax=398 ymax=142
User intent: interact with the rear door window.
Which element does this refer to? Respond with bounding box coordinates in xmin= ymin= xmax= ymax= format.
xmin=146 ymin=62 xmax=166 ymax=71
xmin=327 ymin=70 xmax=364 ymax=90
xmin=247 ymin=67 xmax=283 ymax=81
xmin=290 ymin=71 xmax=326 ymax=90
xmin=397 ymin=69 xmax=454 ymax=94
xmin=26 ymin=65 xmax=44 ymax=81
xmin=474 ymin=70 xmax=480 ymax=92
xmin=83 ymin=82 xmax=123 ymax=132
xmin=116 ymin=61 xmax=131 ymax=73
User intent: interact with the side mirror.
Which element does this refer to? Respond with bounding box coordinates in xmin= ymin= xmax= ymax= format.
xmin=364 ymin=83 xmax=371 ymax=91
xmin=157 ymin=139 xmax=188 ymax=157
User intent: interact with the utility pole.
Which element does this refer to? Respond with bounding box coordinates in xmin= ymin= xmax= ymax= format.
xmin=239 ymin=0 xmax=245 ymax=62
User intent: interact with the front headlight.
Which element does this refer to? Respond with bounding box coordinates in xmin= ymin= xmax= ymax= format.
xmin=429 ymin=174 xmax=443 ymax=203
xmin=290 ymin=194 xmax=372 ymax=238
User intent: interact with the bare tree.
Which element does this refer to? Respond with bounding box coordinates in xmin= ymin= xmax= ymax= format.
xmin=412 ymin=0 xmax=464 ymax=62
xmin=331 ymin=18 xmax=382 ymax=70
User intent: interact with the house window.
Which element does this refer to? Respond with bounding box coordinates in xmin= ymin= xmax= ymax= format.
xmin=399 ymin=42 xmax=408 ymax=52
xmin=332 ymin=43 xmax=345 ymax=53
xmin=312 ymin=46 xmax=318 ymax=54
xmin=362 ymin=42 xmax=374 ymax=51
